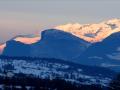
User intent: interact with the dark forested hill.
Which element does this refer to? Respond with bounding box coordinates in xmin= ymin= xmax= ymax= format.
xmin=0 ymin=56 xmax=116 ymax=90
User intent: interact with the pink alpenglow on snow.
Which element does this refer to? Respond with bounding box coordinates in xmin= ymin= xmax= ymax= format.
xmin=14 ymin=36 xmax=40 ymax=44
xmin=0 ymin=43 xmax=6 ymax=54
xmin=55 ymin=19 xmax=120 ymax=43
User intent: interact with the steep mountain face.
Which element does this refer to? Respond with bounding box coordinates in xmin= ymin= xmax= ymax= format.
xmin=31 ymin=29 xmax=90 ymax=60
xmin=76 ymin=32 xmax=120 ymax=71
xmin=55 ymin=19 xmax=120 ymax=43
xmin=0 ymin=35 xmax=40 ymax=54
xmin=3 ymin=40 xmax=31 ymax=56
xmin=2 ymin=29 xmax=90 ymax=60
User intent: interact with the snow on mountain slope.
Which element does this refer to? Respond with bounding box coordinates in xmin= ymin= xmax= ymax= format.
xmin=0 ymin=35 xmax=40 ymax=54
xmin=55 ymin=19 xmax=120 ymax=43
xmin=0 ymin=44 xmax=6 ymax=54
xmin=1 ymin=19 xmax=120 ymax=70
xmin=2 ymin=29 xmax=90 ymax=60
xmin=76 ymin=32 xmax=120 ymax=72
xmin=1 ymin=18 xmax=120 ymax=55
xmin=14 ymin=35 xmax=40 ymax=44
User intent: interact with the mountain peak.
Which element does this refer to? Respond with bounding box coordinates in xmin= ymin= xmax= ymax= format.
xmin=2 ymin=29 xmax=90 ymax=60
xmin=55 ymin=18 xmax=120 ymax=43
xmin=41 ymin=29 xmax=84 ymax=41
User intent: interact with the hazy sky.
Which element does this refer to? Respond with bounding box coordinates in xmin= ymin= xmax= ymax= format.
xmin=0 ymin=0 xmax=120 ymax=43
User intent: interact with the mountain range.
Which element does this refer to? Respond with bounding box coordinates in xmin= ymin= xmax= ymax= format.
xmin=0 ymin=18 xmax=120 ymax=72
xmin=2 ymin=29 xmax=90 ymax=60
xmin=55 ymin=18 xmax=120 ymax=42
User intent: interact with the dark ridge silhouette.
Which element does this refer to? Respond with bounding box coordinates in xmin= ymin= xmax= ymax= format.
xmin=77 ymin=32 xmax=120 ymax=72
xmin=2 ymin=29 xmax=90 ymax=61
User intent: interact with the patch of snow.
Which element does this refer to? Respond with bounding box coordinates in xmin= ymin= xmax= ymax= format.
xmin=88 ymin=56 xmax=103 ymax=60
xmin=101 ymin=63 xmax=120 ymax=67
xmin=117 ymin=47 xmax=120 ymax=51
xmin=14 ymin=36 xmax=40 ymax=44
xmin=78 ymin=69 xmax=83 ymax=72
xmin=107 ymin=53 xmax=120 ymax=60
xmin=0 ymin=43 xmax=6 ymax=54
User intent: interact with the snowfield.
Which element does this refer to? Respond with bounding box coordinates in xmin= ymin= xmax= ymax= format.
xmin=0 ymin=57 xmax=115 ymax=87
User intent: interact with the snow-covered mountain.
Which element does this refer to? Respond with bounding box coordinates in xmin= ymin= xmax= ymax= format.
xmin=1 ymin=18 xmax=120 ymax=54
xmin=31 ymin=29 xmax=90 ymax=60
xmin=0 ymin=35 xmax=40 ymax=54
xmin=2 ymin=29 xmax=90 ymax=61
xmin=76 ymin=32 xmax=120 ymax=72
xmin=2 ymin=40 xmax=31 ymax=56
xmin=1 ymin=19 xmax=120 ymax=89
xmin=1 ymin=18 xmax=120 ymax=72
xmin=0 ymin=43 xmax=6 ymax=54
xmin=55 ymin=19 xmax=120 ymax=43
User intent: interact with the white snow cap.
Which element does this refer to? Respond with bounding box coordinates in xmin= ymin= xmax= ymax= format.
xmin=55 ymin=18 xmax=120 ymax=43
xmin=14 ymin=36 xmax=40 ymax=44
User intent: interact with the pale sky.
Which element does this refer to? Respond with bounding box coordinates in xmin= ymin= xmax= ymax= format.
xmin=0 ymin=0 xmax=120 ymax=43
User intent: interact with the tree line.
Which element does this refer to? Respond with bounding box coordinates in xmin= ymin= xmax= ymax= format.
xmin=0 ymin=73 xmax=104 ymax=90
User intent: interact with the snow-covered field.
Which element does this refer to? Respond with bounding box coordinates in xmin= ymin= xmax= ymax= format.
xmin=0 ymin=58 xmax=115 ymax=87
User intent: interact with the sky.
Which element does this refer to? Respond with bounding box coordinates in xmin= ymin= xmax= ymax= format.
xmin=0 ymin=0 xmax=120 ymax=43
